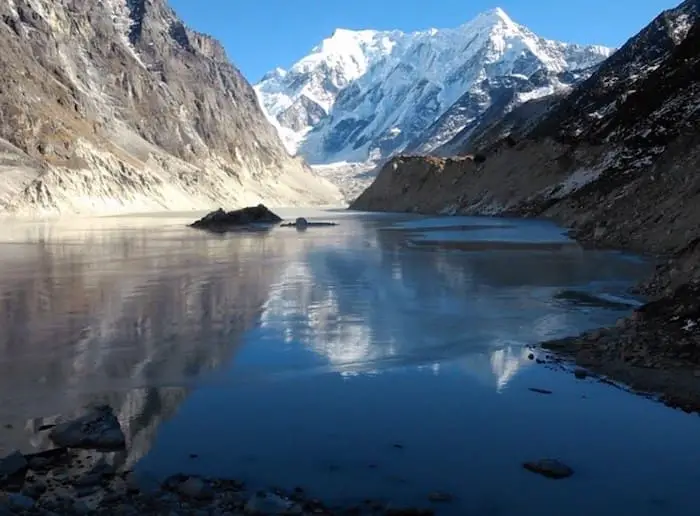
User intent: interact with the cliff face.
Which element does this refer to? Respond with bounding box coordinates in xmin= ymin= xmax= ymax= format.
xmin=352 ymin=2 xmax=700 ymax=290
xmin=0 ymin=0 xmax=342 ymax=215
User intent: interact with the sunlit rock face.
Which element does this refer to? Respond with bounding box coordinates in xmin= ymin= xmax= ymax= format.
xmin=0 ymin=0 xmax=342 ymax=215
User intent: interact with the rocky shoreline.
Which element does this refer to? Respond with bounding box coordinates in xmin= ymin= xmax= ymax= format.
xmin=0 ymin=406 xmax=438 ymax=515
xmin=538 ymin=280 xmax=700 ymax=414
xmin=0 ymin=406 xmax=579 ymax=515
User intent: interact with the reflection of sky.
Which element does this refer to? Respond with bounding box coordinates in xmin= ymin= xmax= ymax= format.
xmin=0 ymin=211 xmax=654 ymax=480
xmin=390 ymin=216 xmax=517 ymax=229
xmin=392 ymin=216 xmax=573 ymax=245
xmin=410 ymin=227 xmax=573 ymax=244
xmin=257 ymin=217 xmax=647 ymax=391
xmin=0 ymin=217 xmax=312 ymax=459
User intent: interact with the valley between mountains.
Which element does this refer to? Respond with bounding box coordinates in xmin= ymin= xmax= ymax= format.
xmin=2 ymin=1 xmax=700 ymax=515
xmin=0 ymin=0 xmax=698 ymax=408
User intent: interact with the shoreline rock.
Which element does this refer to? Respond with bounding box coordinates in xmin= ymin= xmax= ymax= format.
xmin=48 ymin=405 xmax=126 ymax=451
xmin=540 ymin=281 xmax=700 ymax=413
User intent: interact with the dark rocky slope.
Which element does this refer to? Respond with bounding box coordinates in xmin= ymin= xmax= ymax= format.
xmin=352 ymin=0 xmax=700 ymax=410
xmin=355 ymin=0 xmax=700 ymax=279
xmin=0 ymin=0 xmax=340 ymax=214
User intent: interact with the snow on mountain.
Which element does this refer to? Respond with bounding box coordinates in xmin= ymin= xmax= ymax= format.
xmin=255 ymin=7 xmax=614 ymax=169
xmin=254 ymin=28 xmax=403 ymax=155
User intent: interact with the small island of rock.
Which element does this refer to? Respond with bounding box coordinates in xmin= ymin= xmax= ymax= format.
xmin=189 ymin=205 xmax=283 ymax=233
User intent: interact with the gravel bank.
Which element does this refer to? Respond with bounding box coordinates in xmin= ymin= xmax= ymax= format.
xmin=540 ymin=281 xmax=700 ymax=413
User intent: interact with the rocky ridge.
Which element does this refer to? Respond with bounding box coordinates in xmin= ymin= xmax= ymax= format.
xmin=0 ymin=0 xmax=342 ymax=215
xmin=352 ymin=0 xmax=700 ymax=410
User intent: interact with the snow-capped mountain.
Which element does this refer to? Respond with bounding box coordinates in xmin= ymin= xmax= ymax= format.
xmin=352 ymin=0 xmax=700 ymax=261
xmin=255 ymin=8 xmax=613 ymax=167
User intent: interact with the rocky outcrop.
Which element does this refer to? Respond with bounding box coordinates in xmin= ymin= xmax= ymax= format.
xmin=351 ymin=144 xmax=578 ymax=216
xmin=0 ymin=0 xmax=341 ymax=215
xmin=48 ymin=405 xmax=126 ymax=451
xmin=189 ymin=205 xmax=283 ymax=233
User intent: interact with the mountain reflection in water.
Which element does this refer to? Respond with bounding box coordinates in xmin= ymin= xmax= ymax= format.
xmin=0 ymin=211 xmax=650 ymax=476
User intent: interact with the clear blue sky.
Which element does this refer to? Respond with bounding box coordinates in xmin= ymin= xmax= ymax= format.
xmin=168 ymin=0 xmax=680 ymax=82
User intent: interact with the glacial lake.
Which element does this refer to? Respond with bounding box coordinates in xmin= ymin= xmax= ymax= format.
xmin=1 ymin=208 xmax=699 ymax=516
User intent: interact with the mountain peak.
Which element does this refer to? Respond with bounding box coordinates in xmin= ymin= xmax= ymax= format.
xmin=483 ymin=7 xmax=513 ymax=23
xmin=259 ymin=67 xmax=287 ymax=83
xmin=464 ymin=6 xmax=518 ymax=31
xmin=255 ymin=11 xmax=612 ymax=166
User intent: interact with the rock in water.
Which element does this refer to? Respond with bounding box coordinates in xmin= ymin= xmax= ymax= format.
xmin=280 ymin=218 xmax=337 ymax=229
xmin=523 ymin=459 xmax=574 ymax=479
xmin=428 ymin=491 xmax=453 ymax=502
xmin=49 ymin=405 xmax=126 ymax=450
xmin=190 ymin=205 xmax=283 ymax=232
xmin=5 ymin=493 xmax=35 ymax=510
xmin=574 ymin=368 xmax=588 ymax=379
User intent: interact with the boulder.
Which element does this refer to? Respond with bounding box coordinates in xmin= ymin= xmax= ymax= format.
xmin=523 ymin=459 xmax=573 ymax=479
xmin=177 ymin=477 xmax=213 ymax=499
xmin=0 ymin=450 xmax=28 ymax=479
xmin=190 ymin=205 xmax=282 ymax=232
xmin=49 ymin=405 xmax=126 ymax=450
xmin=245 ymin=492 xmax=295 ymax=514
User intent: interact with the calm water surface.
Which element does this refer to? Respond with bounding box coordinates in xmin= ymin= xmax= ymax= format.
xmin=0 ymin=209 xmax=698 ymax=516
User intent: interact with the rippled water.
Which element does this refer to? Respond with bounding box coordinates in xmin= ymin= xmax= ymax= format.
xmin=1 ymin=209 xmax=699 ymax=515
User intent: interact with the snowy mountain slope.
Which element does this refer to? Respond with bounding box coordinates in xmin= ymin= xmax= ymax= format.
xmin=353 ymin=0 xmax=700 ymax=258
xmin=255 ymin=8 xmax=613 ymax=166
xmin=0 ymin=0 xmax=342 ymax=216
xmin=531 ymin=0 xmax=700 ymax=144
xmin=409 ymin=67 xmax=597 ymax=156
xmin=435 ymin=90 xmax=567 ymax=157
xmin=254 ymin=29 xmax=404 ymax=155
xmin=439 ymin=0 xmax=700 ymax=158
